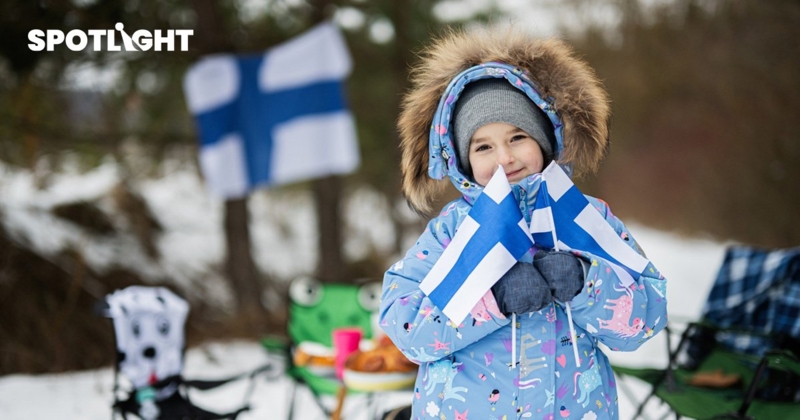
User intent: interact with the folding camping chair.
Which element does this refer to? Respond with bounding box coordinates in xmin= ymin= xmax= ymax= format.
xmin=613 ymin=245 xmax=800 ymax=420
xmin=101 ymin=286 xmax=271 ymax=420
xmin=261 ymin=276 xmax=416 ymax=420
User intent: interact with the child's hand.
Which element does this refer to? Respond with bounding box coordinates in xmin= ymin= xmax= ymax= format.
xmin=533 ymin=251 xmax=584 ymax=302
xmin=490 ymin=262 xmax=551 ymax=315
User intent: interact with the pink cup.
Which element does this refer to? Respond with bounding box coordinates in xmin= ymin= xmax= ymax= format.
xmin=332 ymin=327 xmax=362 ymax=380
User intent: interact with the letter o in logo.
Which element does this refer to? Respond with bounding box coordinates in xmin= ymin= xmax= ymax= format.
xmin=66 ymin=30 xmax=88 ymax=51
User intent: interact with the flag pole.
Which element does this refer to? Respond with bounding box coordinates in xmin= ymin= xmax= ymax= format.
xmin=511 ymin=312 xmax=516 ymax=370
xmin=548 ymin=208 xmax=582 ymax=368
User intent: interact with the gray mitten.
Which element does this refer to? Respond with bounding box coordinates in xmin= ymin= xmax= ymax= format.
xmin=533 ymin=250 xmax=584 ymax=302
xmin=491 ymin=262 xmax=551 ymax=315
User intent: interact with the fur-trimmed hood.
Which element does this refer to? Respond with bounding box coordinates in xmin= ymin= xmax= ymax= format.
xmin=398 ymin=27 xmax=610 ymax=215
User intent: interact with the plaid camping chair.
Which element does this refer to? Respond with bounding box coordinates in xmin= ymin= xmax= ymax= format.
xmin=614 ymin=245 xmax=800 ymax=420
xmin=101 ymin=286 xmax=271 ymax=420
xmin=261 ymin=276 xmax=416 ymax=420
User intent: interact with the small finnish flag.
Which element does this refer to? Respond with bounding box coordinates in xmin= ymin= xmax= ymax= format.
xmin=530 ymin=161 xmax=650 ymax=286
xmin=183 ymin=22 xmax=359 ymax=198
xmin=419 ymin=166 xmax=533 ymax=324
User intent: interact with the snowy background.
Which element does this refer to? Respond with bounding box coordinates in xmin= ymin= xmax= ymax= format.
xmin=0 ymin=157 xmax=730 ymax=419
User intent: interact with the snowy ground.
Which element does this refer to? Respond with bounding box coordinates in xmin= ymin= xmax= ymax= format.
xmin=0 ymin=340 xmax=414 ymax=420
xmin=0 ymin=158 xmax=731 ymax=419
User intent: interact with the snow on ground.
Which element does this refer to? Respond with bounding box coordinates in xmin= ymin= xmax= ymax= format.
xmin=0 ymin=158 xmax=733 ymax=419
xmin=0 ymin=340 xmax=412 ymax=420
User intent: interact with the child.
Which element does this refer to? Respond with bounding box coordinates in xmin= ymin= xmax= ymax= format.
xmin=380 ymin=27 xmax=668 ymax=420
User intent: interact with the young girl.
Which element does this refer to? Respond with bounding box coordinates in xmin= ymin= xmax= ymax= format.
xmin=380 ymin=27 xmax=667 ymax=420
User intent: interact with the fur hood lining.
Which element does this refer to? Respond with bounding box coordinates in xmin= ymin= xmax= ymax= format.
xmin=398 ymin=27 xmax=610 ymax=215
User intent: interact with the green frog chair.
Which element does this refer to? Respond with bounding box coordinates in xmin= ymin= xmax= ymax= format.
xmin=262 ymin=276 xmax=385 ymax=419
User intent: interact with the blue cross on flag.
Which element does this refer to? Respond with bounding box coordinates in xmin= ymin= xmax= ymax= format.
xmin=183 ymin=22 xmax=359 ymax=198
xmin=419 ymin=166 xmax=533 ymax=324
xmin=530 ymin=161 xmax=650 ymax=287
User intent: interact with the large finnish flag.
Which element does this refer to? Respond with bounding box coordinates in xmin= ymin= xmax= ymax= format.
xmin=419 ymin=166 xmax=533 ymax=324
xmin=183 ymin=23 xmax=359 ymax=198
xmin=530 ymin=162 xmax=649 ymax=287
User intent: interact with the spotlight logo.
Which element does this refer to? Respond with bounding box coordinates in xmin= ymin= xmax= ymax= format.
xmin=28 ymin=23 xmax=193 ymax=52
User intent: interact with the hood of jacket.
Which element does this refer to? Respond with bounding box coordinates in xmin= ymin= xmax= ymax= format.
xmin=398 ymin=27 xmax=611 ymax=215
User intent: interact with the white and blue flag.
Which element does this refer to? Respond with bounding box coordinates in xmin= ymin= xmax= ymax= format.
xmin=419 ymin=166 xmax=533 ymax=324
xmin=530 ymin=161 xmax=649 ymax=287
xmin=183 ymin=22 xmax=359 ymax=198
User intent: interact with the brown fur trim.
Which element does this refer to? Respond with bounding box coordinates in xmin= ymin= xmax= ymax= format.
xmin=398 ymin=27 xmax=610 ymax=214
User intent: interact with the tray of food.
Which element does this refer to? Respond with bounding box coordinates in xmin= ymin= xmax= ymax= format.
xmin=342 ymin=335 xmax=418 ymax=391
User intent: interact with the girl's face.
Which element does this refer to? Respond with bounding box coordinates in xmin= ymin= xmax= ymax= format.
xmin=468 ymin=122 xmax=545 ymax=186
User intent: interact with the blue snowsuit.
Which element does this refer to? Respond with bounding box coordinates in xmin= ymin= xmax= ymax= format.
xmin=381 ymin=33 xmax=668 ymax=420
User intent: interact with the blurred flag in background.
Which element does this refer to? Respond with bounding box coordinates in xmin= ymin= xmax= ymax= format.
xmin=183 ymin=22 xmax=359 ymax=198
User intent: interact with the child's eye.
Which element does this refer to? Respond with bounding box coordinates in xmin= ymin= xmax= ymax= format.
xmin=511 ymin=134 xmax=528 ymax=142
xmin=474 ymin=144 xmax=489 ymax=152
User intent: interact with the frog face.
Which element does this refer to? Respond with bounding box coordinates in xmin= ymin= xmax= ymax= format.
xmin=288 ymin=276 xmax=381 ymax=347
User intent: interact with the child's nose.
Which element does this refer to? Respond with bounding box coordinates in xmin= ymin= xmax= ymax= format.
xmin=497 ymin=147 xmax=515 ymax=165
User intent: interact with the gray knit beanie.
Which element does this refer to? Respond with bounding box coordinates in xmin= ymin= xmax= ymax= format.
xmin=453 ymin=79 xmax=556 ymax=176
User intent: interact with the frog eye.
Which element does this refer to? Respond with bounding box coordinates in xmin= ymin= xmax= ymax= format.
xmin=289 ymin=276 xmax=323 ymax=307
xmin=357 ymin=282 xmax=382 ymax=312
